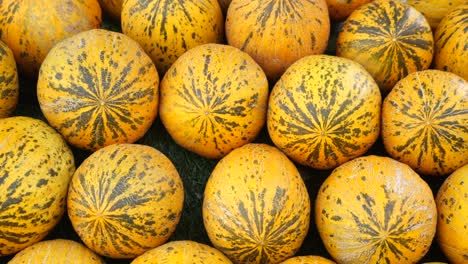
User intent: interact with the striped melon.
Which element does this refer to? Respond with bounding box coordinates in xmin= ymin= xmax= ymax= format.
xmin=67 ymin=143 xmax=184 ymax=259
xmin=160 ymin=44 xmax=269 ymax=159
xmin=203 ymin=143 xmax=310 ymax=264
xmin=0 ymin=40 xmax=18 ymax=118
xmin=121 ymin=0 xmax=224 ymax=74
xmin=131 ymin=240 xmax=232 ymax=263
xmin=0 ymin=116 xmax=75 ymax=256
xmin=280 ymin=256 xmax=336 ymax=264
xmin=98 ymin=0 xmax=123 ymax=21
xmin=226 ymin=0 xmax=330 ymax=80
xmin=315 ymin=155 xmax=437 ymax=264
xmin=433 ymin=4 xmax=468 ymax=81
xmin=9 ymin=239 xmax=104 ymax=263
xmin=336 ymin=0 xmax=433 ymax=93
xmin=37 ymin=29 xmax=159 ymax=152
xmin=382 ymin=70 xmax=468 ymax=176
xmin=326 ymin=0 xmax=374 ymax=21
xmin=436 ymin=164 xmax=468 ymax=264
xmin=403 ymin=0 xmax=467 ymax=29
xmin=0 ymin=0 xmax=101 ymax=77
xmin=267 ymin=55 xmax=381 ymax=170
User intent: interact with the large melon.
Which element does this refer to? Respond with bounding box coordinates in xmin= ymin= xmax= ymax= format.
xmin=403 ymin=0 xmax=467 ymax=29
xmin=226 ymin=0 xmax=330 ymax=80
xmin=0 ymin=0 xmax=101 ymax=77
xmin=203 ymin=143 xmax=310 ymax=264
xmin=131 ymin=240 xmax=232 ymax=264
xmin=37 ymin=29 xmax=159 ymax=152
xmin=0 ymin=40 xmax=18 ymax=118
xmin=316 ymin=155 xmax=437 ymax=264
xmin=436 ymin=164 xmax=468 ymax=264
xmin=433 ymin=4 xmax=468 ymax=80
xmin=8 ymin=239 xmax=104 ymax=263
xmin=121 ymin=0 xmax=224 ymax=74
xmin=0 ymin=116 xmax=75 ymax=256
xmin=382 ymin=70 xmax=467 ymax=176
xmin=67 ymin=144 xmax=184 ymax=259
xmin=267 ymin=55 xmax=381 ymax=170
xmin=160 ymin=43 xmax=269 ymax=159
xmin=336 ymin=0 xmax=433 ymax=93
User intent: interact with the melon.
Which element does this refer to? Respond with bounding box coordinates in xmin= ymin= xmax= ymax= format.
xmin=0 ymin=116 xmax=75 ymax=256
xmin=0 ymin=40 xmax=18 ymax=118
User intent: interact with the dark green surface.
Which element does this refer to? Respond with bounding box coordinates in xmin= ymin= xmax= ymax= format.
xmin=1 ymin=14 xmax=450 ymax=264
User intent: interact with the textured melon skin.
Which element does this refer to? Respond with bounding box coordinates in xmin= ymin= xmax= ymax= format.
xmin=203 ymin=143 xmax=310 ymax=264
xmin=226 ymin=0 xmax=330 ymax=80
xmin=0 ymin=0 xmax=101 ymax=77
xmin=382 ymin=70 xmax=467 ymax=176
xmin=67 ymin=144 xmax=184 ymax=259
xmin=337 ymin=0 xmax=433 ymax=93
xmin=433 ymin=4 xmax=468 ymax=81
xmin=0 ymin=40 xmax=18 ymax=118
xmin=267 ymin=55 xmax=381 ymax=170
xmin=8 ymin=239 xmax=104 ymax=263
xmin=121 ymin=0 xmax=224 ymax=74
xmin=316 ymin=155 xmax=437 ymax=264
xmin=131 ymin=240 xmax=232 ymax=264
xmin=326 ymin=0 xmax=373 ymax=21
xmin=160 ymin=44 xmax=269 ymax=159
xmin=37 ymin=29 xmax=159 ymax=152
xmin=404 ymin=0 xmax=467 ymax=29
xmin=436 ymin=164 xmax=468 ymax=264
xmin=280 ymin=255 xmax=336 ymax=264
xmin=0 ymin=116 xmax=75 ymax=256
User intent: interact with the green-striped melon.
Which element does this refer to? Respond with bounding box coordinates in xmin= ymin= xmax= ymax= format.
xmin=37 ymin=29 xmax=159 ymax=152
xmin=160 ymin=43 xmax=269 ymax=159
xmin=0 ymin=116 xmax=75 ymax=256
xmin=336 ymin=0 xmax=434 ymax=93
xmin=8 ymin=239 xmax=104 ymax=263
xmin=121 ymin=0 xmax=224 ymax=74
xmin=403 ymin=0 xmax=467 ymax=29
xmin=203 ymin=143 xmax=310 ymax=264
xmin=382 ymin=70 xmax=468 ymax=176
xmin=433 ymin=4 xmax=468 ymax=80
xmin=131 ymin=240 xmax=232 ymax=263
xmin=436 ymin=164 xmax=468 ymax=264
xmin=0 ymin=40 xmax=18 ymax=118
xmin=226 ymin=0 xmax=330 ymax=80
xmin=67 ymin=143 xmax=184 ymax=259
xmin=316 ymin=155 xmax=437 ymax=264
xmin=267 ymin=55 xmax=381 ymax=170
xmin=0 ymin=0 xmax=101 ymax=77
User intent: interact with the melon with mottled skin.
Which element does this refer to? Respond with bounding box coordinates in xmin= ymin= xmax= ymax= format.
xmin=404 ymin=0 xmax=467 ymax=29
xmin=280 ymin=256 xmax=336 ymax=264
xmin=131 ymin=240 xmax=232 ymax=264
xmin=267 ymin=55 xmax=381 ymax=170
xmin=316 ymin=155 xmax=437 ymax=264
xmin=203 ymin=143 xmax=310 ymax=264
xmin=0 ymin=40 xmax=18 ymax=118
xmin=160 ymin=44 xmax=269 ymax=159
xmin=382 ymin=70 xmax=467 ymax=176
xmin=337 ymin=0 xmax=433 ymax=93
xmin=67 ymin=144 xmax=184 ymax=259
xmin=436 ymin=164 xmax=468 ymax=264
xmin=0 ymin=116 xmax=75 ymax=256
xmin=8 ymin=239 xmax=104 ymax=263
xmin=37 ymin=29 xmax=159 ymax=152
xmin=121 ymin=0 xmax=224 ymax=74
xmin=99 ymin=0 xmax=123 ymax=20
xmin=226 ymin=0 xmax=330 ymax=80
xmin=0 ymin=0 xmax=101 ymax=77
xmin=326 ymin=0 xmax=374 ymax=21
xmin=433 ymin=4 xmax=468 ymax=80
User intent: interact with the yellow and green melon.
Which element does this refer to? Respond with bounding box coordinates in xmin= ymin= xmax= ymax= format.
xmin=0 ymin=40 xmax=18 ymax=118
